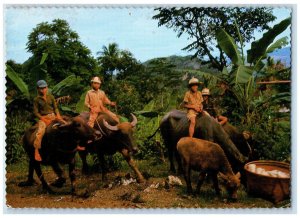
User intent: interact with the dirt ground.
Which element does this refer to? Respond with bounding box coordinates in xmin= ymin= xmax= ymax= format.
xmin=5 ymin=158 xmax=290 ymax=209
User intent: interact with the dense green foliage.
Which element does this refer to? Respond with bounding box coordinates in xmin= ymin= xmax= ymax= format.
xmin=153 ymin=7 xmax=276 ymax=70
xmin=5 ymin=13 xmax=291 ymax=166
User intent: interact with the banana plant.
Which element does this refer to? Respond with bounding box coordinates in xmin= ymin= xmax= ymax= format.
xmin=215 ymin=17 xmax=291 ymax=123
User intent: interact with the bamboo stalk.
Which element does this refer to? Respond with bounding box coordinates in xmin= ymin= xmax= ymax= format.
xmin=257 ymin=80 xmax=291 ymax=84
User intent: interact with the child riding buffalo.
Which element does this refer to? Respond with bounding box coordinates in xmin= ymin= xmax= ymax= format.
xmin=183 ymin=77 xmax=203 ymax=137
xmin=202 ymin=88 xmax=228 ymax=126
xmin=85 ymin=76 xmax=119 ymax=128
xmin=33 ymin=80 xmax=65 ymax=161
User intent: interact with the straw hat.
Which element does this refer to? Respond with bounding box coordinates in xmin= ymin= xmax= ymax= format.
xmin=91 ymin=76 xmax=102 ymax=84
xmin=202 ymin=88 xmax=211 ymax=96
xmin=188 ymin=77 xmax=202 ymax=86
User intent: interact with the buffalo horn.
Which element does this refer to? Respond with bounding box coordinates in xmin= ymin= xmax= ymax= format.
xmin=103 ymin=119 xmax=119 ymax=131
xmin=58 ymin=121 xmax=72 ymax=128
xmin=130 ymin=113 xmax=137 ymax=127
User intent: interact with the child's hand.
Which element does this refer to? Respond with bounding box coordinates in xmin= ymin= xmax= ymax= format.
xmin=110 ymin=102 xmax=116 ymax=107
xmin=90 ymin=108 xmax=96 ymax=113
xmin=194 ymin=106 xmax=202 ymax=112
xmin=41 ymin=117 xmax=51 ymax=126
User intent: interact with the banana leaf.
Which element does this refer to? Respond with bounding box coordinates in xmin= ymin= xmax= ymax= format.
xmin=134 ymin=111 xmax=160 ymax=118
xmin=52 ymin=75 xmax=82 ymax=96
xmin=231 ymin=65 xmax=254 ymax=84
xmin=6 ymin=64 xmax=30 ymax=98
xmin=266 ymin=36 xmax=289 ymax=54
xmin=247 ymin=17 xmax=291 ymax=64
xmin=40 ymin=52 xmax=48 ymax=65
xmin=216 ymin=28 xmax=242 ymax=65
xmin=76 ymin=88 xmax=89 ymax=113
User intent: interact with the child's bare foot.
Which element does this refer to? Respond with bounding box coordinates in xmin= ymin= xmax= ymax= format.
xmin=77 ymin=146 xmax=85 ymax=151
xmin=35 ymin=150 xmax=42 ymax=162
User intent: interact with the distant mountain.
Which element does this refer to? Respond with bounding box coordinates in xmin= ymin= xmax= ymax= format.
xmin=143 ymin=46 xmax=291 ymax=70
xmin=143 ymin=55 xmax=203 ymax=70
xmin=143 ymin=55 xmax=220 ymax=75
xmin=268 ymin=46 xmax=291 ymax=67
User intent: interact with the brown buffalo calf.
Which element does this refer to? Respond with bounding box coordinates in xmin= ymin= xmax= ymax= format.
xmin=177 ymin=137 xmax=241 ymax=200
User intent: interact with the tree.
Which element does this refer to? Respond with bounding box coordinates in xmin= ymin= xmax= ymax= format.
xmin=97 ymin=43 xmax=143 ymax=81
xmin=26 ymin=19 xmax=98 ymax=83
xmin=153 ymin=7 xmax=276 ymax=71
xmin=215 ymin=17 xmax=291 ymax=124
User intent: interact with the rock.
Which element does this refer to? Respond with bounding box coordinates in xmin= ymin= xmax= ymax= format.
xmin=167 ymin=175 xmax=183 ymax=186
xmin=120 ymin=192 xmax=133 ymax=201
xmin=143 ymin=183 xmax=160 ymax=192
xmin=132 ymin=194 xmax=145 ymax=203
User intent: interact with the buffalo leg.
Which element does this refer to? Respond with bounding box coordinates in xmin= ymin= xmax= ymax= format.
xmin=98 ymin=154 xmax=107 ymax=182
xmin=174 ymin=151 xmax=183 ymax=175
xmin=195 ymin=172 xmax=207 ymax=195
xmin=183 ymin=162 xmax=192 ymax=194
xmin=168 ymin=144 xmax=176 ymax=173
xmin=50 ymin=162 xmax=66 ymax=188
xmin=33 ymin=161 xmax=53 ymax=193
xmin=68 ymin=158 xmax=76 ymax=196
xmin=211 ymin=172 xmax=221 ymax=195
xmin=78 ymin=150 xmax=89 ymax=174
xmin=18 ymin=158 xmax=36 ymax=186
xmin=120 ymin=149 xmax=145 ymax=183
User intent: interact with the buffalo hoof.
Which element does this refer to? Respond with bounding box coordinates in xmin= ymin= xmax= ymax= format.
xmin=42 ymin=185 xmax=55 ymax=194
xmin=169 ymin=168 xmax=176 ymax=175
xmin=228 ymin=198 xmax=238 ymax=203
xmin=137 ymin=177 xmax=146 ymax=183
xmin=186 ymin=187 xmax=193 ymax=195
xmin=81 ymin=167 xmax=89 ymax=175
xmin=18 ymin=180 xmax=36 ymax=187
xmin=51 ymin=177 xmax=66 ymax=188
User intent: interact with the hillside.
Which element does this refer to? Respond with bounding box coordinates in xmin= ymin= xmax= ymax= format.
xmin=144 ymin=46 xmax=291 ymax=70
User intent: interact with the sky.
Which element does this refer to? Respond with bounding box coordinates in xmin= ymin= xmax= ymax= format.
xmin=4 ymin=6 xmax=292 ymax=64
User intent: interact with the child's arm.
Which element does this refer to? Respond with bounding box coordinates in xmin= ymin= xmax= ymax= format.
xmin=184 ymin=103 xmax=202 ymax=112
xmin=183 ymin=92 xmax=202 ymax=112
xmin=103 ymin=92 xmax=116 ymax=106
xmin=84 ymin=91 xmax=91 ymax=109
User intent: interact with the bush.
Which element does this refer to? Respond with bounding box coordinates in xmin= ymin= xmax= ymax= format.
xmin=6 ymin=110 xmax=32 ymax=164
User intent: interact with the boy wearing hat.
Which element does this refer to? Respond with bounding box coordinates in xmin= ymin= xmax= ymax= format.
xmin=183 ymin=77 xmax=203 ymax=137
xmin=33 ymin=80 xmax=65 ymax=161
xmin=202 ymin=87 xmax=228 ymax=126
xmin=85 ymin=76 xmax=119 ymax=128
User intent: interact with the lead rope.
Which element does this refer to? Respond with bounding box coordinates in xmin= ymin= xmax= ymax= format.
xmin=95 ymin=118 xmax=106 ymax=140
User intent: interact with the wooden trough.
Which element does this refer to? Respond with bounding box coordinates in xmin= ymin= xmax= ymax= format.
xmin=244 ymin=160 xmax=290 ymax=204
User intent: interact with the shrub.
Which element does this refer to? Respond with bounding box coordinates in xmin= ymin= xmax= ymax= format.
xmin=6 ymin=110 xmax=32 ymax=164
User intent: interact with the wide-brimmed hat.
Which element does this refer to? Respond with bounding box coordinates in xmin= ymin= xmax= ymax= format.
xmin=91 ymin=76 xmax=102 ymax=84
xmin=37 ymin=80 xmax=48 ymax=88
xmin=202 ymin=88 xmax=210 ymax=96
xmin=188 ymin=77 xmax=202 ymax=86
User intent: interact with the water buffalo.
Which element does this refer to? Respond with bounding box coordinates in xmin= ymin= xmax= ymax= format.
xmin=18 ymin=116 xmax=96 ymax=194
xmin=177 ymin=137 xmax=241 ymax=200
xmin=222 ymin=122 xmax=253 ymax=183
xmin=148 ymin=110 xmax=248 ymax=174
xmin=78 ymin=112 xmax=145 ymax=183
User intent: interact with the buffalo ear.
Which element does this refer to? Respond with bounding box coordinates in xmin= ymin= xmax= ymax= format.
xmin=57 ymin=121 xmax=72 ymax=129
xmin=242 ymin=131 xmax=251 ymax=140
xmin=235 ymin=172 xmax=241 ymax=179
xmin=219 ymin=172 xmax=228 ymax=181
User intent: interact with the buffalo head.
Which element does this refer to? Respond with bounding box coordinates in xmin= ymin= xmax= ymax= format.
xmin=103 ymin=113 xmax=138 ymax=154
xmin=55 ymin=116 xmax=96 ymax=143
xmin=219 ymin=172 xmax=241 ymax=201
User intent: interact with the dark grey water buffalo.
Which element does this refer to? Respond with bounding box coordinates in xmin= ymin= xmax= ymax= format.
xmin=78 ymin=112 xmax=145 ymax=183
xmin=148 ymin=110 xmax=248 ymax=174
xmin=18 ymin=116 xmax=96 ymax=195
